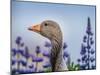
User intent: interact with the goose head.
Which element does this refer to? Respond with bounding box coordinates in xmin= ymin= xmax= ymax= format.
xmin=28 ymin=20 xmax=62 ymax=41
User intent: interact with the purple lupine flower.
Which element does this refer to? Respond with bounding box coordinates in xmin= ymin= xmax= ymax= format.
xmin=91 ymin=49 xmax=95 ymax=54
xmin=86 ymin=17 xmax=92 ymax=35
xmin=18 ymin=70 xmax=24 ymax=74
xmin=21 ymin=42 xmax=24 ymax=47
xmin=43 ymin=64 xmax=51 ymax=68
xmin=33 ymin=57 xmax=43 ymax=62
xmin=90 ymin=57 xmax=95 ymax=62
xmin=21 ymin=60 xmax=27 ymax=66
xmin=90 ymin=37 xmax=93 ymax=41
xmin=12 ymin=59 xmax=16 ymax=65
xmin=17 ymin=60 xmax=27 ymax=66
xmin=77 ymin=59 xmax=81 ymax=62
xmin=12 ymin=68 xmax=19 ymax=74
xmin=29 ymin=54 xmax=34 ymax=58
xmin=78 ymin=17 xmax=96 ymax=70
xmin=82 ymin=57 xmax=85 ymax=62
xmin=63 ymin=51 xmax=69 ymax=59
xmin=35 ymin=46 xmax=41 ymax=54
xmin=90 ymin=40 xmax=94 ymax=45
xmin=17 ymin=49 xmax=24 ymax=56
xmin=88 ymin=50 xmax=91 ymax=53
xmin=43 ymin=51 xmax=50 ymax=58
xmin=87 ymin=45 xmax=91 ymax=49
xmin=29 ymin=65 xmax=34 ymax=69
xmin=24 ymin=46 xmax=29 ymax=58
xmin=83 ymin=35 xmax=87 ymax=42
xmin=80 ymin=44 xmax=86 ymax=55
xmin=63 ymin=42 xmax=67 ymax=50
xmin=12 ymin=48 xmax=17 ymax=56
xmin=91 ymin=65 xmax=96 ymax=69
xmin=44 ymin=41 xmax=51 ymax=47
xmin=90 ymin=32 xmax=93 ymax=36
xmin=82 ymin=55 xmax=87 ymax=62
xmin=84 ymin=58 xmax=88 ymax=63
xmin=15 ymin=36 xmax=22 ymax=45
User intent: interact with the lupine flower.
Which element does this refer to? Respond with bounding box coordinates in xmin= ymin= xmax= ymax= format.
xmin=18 ymin=70 xmax=25 ymax=74
xmin=35 ymin=46 xmax=41 ymax=54
xmin=12 ymin=59 xmax=16 ymax=65
xmin=43 ymin=51 xmax=50 ymax=58
xmin=17 ymin=58 xmax=27 ymax=67
xmin=33 ymin=57 xmax=43 ymax=62
xmin=15 ymin=36 xmax=22 ymax=45
xmin=78 ymin=17 xmax=96 ymax=70
xmin=21 ymin=42 xmax=24 ymax=47
xmin=90 ymin=37 xmax=92 ymax=40
xmin=90 ymin=40 xmax=94 ymax=45
xmin=81 ymin=55 xmax=87 ymax=62
xmin=43 ymin=64 xmax=51 ymax=68
xmin=20 ymin=60 xmax=27 ymax=66
xmin=87 ymin=45 xmax=91 ymax=49
xmin=63 ymin=42 xmax=67 ymax=50
xmin=77 ymin=59 xmax=81 ymax=62
xmin=90 ymin=57 xmax=95 ymax=62
xmin=12 ymin=68 xmax=19 ymax=74
xmin=83 ymin=35 xmax=87 ymax=42
xmin=80 ymin=44 xmax=86 ymax=55
xmin=85 ymin=58 xmax=88 ymax=63
xmin=44 ymin=41 xmax=51 ymax=47
xmin=12 ymin=48 xmax=17 ymax=56
xmin=63 ymin=51 xmax=69 ymax=59
xmin=17 ymin=49 xmax=24 ymax=56
xmin=29 ymin=65 xmax=34 ymax=69
xmin=86 ymin=17 xmax=91 ymax=35
xmin=91 ymin=65 xmax=96 ymax=69
xmin=24 ymin=46 xmax=29 ymax=58
xmin=91 ymin=49 xmax=95 ymax=54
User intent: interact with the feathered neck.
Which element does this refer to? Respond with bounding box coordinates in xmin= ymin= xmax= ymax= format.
xmin=50 ymin=33 xmax=63 ymax=71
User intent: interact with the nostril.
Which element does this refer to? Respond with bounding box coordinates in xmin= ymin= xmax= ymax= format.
xmin=28 ymin=27 xmax=32 ymax=31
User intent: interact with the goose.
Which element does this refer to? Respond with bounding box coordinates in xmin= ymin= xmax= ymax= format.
xmin=28 ymin=20 xmax=67 ymax=72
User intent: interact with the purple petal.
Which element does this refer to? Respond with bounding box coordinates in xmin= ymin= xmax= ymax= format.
xmin=33 ymin=57 xmax=43 ymax=62
xmin=43 ymin=64 xmax=51 ymax=68
xmin=35 ymin=46 xmax=41 ymax=54
xmin=44 ymin=41 xmax=51 ymax=47
xmin=63 ymin=42 xmax=67 ymax=50
xmin=15 ymin=36 xmax=22 ymax=45
xmin=12 ymin=48 xmax=17 ymax=56
xmin=43 ymin=51 xmax=50 ymax=58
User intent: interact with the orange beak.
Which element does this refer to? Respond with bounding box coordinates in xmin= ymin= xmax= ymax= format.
xmin=28 ymin=24 xmax=41 ymax=32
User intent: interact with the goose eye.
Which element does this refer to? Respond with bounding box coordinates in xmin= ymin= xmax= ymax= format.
xmin=44 ymin=23 xmax=48 ymax=26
